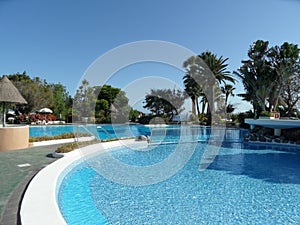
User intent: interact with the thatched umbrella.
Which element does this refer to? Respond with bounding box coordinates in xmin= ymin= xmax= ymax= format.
xmin=0 ymin=76 xmax=27 ymax=127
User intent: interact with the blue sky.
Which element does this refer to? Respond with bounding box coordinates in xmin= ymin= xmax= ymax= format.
xmin=0 ymin=0 xmax=300 ymax=113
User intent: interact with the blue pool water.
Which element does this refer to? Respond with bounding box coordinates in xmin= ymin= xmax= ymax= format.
xmin=29 ymin=124 xmax=247 ymax=143
xmin=29 ymin=125 xmax=77 ymax=137
xmin=29 ymin=124 xmax=150 ymax=139
xmin=57 ymin=128 xmax=300 ymax=225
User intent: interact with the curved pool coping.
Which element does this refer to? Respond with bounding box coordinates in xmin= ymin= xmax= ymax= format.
xmin=20 ymin=139 xmax=144 ymax=225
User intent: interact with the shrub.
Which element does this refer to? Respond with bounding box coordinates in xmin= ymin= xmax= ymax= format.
xmin=260 ymin=111 xmax=271 ymax=117
xmin=56 ymin=137 xmax=131 ymax=153
xmin=29 ymin=132 xmax=90 ymax=142
xmin=198 ymin=113 xmax=208 ymax=125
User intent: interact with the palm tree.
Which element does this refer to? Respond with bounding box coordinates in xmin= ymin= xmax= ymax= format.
xmin=198 ymin=51 xmax=235 ymax=85
xmin=183 ymin=56 xmax=205 ymax=118
xmin=198 ymin=51 xmax=235 ymax=124
xmin=183 ymin=73 xmax=202 ymax=116
xmin=221 ymin=84 xmax=235 ymax=108
xmin=183 ymin=52 xmax=235 ymax=124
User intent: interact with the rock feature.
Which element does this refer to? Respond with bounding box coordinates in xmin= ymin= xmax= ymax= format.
xmin=244 ymin=126 xmax=300 ymax=146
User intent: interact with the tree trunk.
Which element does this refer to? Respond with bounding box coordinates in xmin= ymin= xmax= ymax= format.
xmin=207 ymin=86 xmax=215 ymax=126
xmin=225 ymin=94 xmax=229 ymax=108
xmin=196 ymin=97 xmax=200 ymax=117
xmin=2 ymin=102 xmax=6 ymax=127
xmin=191 ymin=96 xmax=196 ymax=115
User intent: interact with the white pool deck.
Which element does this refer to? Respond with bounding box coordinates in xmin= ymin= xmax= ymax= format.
xmin=20 ymin=139 xmax=146 ymax=225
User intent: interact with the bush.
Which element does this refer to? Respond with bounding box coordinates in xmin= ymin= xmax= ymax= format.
xmin=260 ymin=111 xmax=271 ymax=117
xmin=198 ymin=113 xmax=208 ymax=125
xmin=56 ymin=137 xmax=131 ymax=153
xmin=56 ymin=140 xmax=100 ymax=153
xmin=29 ymin=132 xmax=90 ymax=142
xmin=236 ymin=111 xmax=253 ymax=128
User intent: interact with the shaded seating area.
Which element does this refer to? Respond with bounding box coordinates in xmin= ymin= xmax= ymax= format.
xmin=0 ymin=76 xmax=29 ymax=150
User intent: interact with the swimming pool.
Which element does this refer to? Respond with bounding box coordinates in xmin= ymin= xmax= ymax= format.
xmin=29 ymin=124 xmax=247 ymax=143
xmin=29 ymin=124 xmax=150 ymax=139
xmin=29 ymin=125 xmax=77 ymax=137
xmin=57 ymin=127 xmax=300 ymax=224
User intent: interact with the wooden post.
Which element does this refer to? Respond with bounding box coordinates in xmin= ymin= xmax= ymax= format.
xmin=2 ymin=102 xmax=6 ymax=127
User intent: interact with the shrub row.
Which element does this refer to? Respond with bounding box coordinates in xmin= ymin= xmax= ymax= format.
xmin=29 ymin=132 xmax=90 ymax=142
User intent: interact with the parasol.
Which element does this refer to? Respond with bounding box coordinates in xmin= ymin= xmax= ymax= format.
xmin=38 ymin=108 xmax=53 ymax=114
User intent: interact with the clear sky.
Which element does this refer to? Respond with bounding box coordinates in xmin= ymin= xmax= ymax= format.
xmin=1 ymin=0 xmax=300 ymax=113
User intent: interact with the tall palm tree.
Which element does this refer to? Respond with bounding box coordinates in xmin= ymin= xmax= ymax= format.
xmin=183 ymin=56 xmax=204 ymax=118
xmin=198 ymin=51 xmax=235 ymax=124
xmin=221 ymin=84 xmax=235 ymax=107
xmin=198 ymin=51 xmax=235 ymax=85
xmin=183 ymin=74 xmax=202 ymax=116
xmin=183 ymin=52 xmax=235 ymax=124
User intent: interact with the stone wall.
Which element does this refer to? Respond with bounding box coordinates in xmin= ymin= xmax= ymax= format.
xmin=244 ymin=126 xmax=300 ymax=145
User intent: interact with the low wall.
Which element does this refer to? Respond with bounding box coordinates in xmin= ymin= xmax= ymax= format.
xmin=0 ymin=126 xmax=29 ymax=151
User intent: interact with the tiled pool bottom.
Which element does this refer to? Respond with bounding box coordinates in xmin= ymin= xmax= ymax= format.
xmin=58 ymin=143 xmax=300 ymax=225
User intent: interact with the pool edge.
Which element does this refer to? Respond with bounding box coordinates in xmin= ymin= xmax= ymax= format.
xmin=20 ymin=139 xmax=137 ymax=225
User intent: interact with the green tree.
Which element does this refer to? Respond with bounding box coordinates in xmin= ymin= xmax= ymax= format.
xmin=183 ymin=74 xmax=201 ymax=116
xmin=221 ymin=84 xmax=235 ymax=111
xmin=268 ymin=42 xmax=300 ymax=111
xmin=183 ymin=52 xmax=234 ymax=125
xmin=94 ymin=85 xmax=130 ymax=123
xmin=199 ymin=51 xmax=235 ymax=125
xmin=51 ymin=83 xmax=71 ymax=120
xmin=281 ymin=75 xmax=300 ymax=116
xmin=73 ymin=79 xmax=97 ymax=120
xmin=199 ymin=52 xmax=235 ymax=85
xmin=235 ymin=40 xmax=300 ymax=117
xmin=183 ymin=55 xmax=217 ymax=119
xmin=110 ymin=90 xmax=131 ymax=123
xmin=143 ymin=88 xmax=187 ymax=122
xmin=129 ymin=108 xmax=141 ymax=122
xmin=6 ymin=72 xmax=72 ymax=122
xmin=235 ymin=40 xmax=274 ymax=114
xmin=95 ymin=85 xmax=120 ymax=105
xmin=8 ymin=72 xmax=53 ymax=113
xmin=95 ymin=99 xmax=110 ymax=123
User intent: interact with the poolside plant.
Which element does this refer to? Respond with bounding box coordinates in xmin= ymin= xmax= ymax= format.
xmin=56 ymin=137 xmax=132 ymax=153
xmin=29 ymin=132 xmax=90 ymax=142
xmin=260 ymin=111 xmax=271 ymax=117
xmin=56 ymin=139 xmax=105 ymax=153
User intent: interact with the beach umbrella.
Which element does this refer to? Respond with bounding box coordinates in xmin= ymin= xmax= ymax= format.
xmin=0 ymin=76 xmax=27 ymax=127
xmin=38 ymin=108 xmax=53 ymax=114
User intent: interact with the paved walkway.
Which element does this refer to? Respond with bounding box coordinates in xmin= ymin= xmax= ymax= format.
xmin=0 ymin=144 xmax=63 ymax=225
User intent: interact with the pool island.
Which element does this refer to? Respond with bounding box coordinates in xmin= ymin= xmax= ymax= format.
xmin=245 ymin=118 xmax=300 ymax=136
